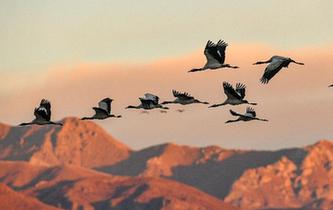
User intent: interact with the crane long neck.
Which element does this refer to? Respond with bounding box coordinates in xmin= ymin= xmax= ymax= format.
xmin=126 ymin=105 xmax=141 ymax=109
xmin=225 ymin=119 xmax=240 ymax=123
xmin=188 ymin=67 xmax=206 ymax=72
xmin=82 ymin=117 xmax=94 ymax=120
xmin=256 ymin=118 xmax=268 ymax=122
xmin=196 ymin=100 xmax=209 ymax=104
xmin=223 ymin=64 xmax=239 ymax=69
xmin=247 ymin=102 xmax=258 ymax=105
xmin=209 ymin=102 xmax=226 ymax=108
xmin=19 ymin=122 xmax=32 ymax=126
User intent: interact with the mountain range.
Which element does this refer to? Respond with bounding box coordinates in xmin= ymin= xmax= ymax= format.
xmin=0 ymin=117 xmax=332 ymax=210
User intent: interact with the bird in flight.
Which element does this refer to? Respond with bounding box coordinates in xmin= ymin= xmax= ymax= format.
xmin=126 ymin=93 xmax=169 ymax=110
xmin=209 ymin=82 xmax=257 ymax=108
xmin=162 ymin=90 xmax=209 ymax=105
xmin=19 ymin=99 xmax=62 ymax=126
xmin=189 ymin=39 xmax=239 ymax=72
xmin=329 ymin=84 xmax=333 ymax=87
xmin=253 ymin=55 xmax=304 ymax=84
xmin=225 ymin=107 xmax=268 ymax=123
xmin=82 ymin=98 xmax=121 ymax=120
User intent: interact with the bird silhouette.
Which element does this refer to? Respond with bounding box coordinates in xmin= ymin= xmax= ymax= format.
xmin=226 ymin=107 xmax=268 ymax=123
xmin=126 ymin=93 xmax=169 ymax=110
xmin=162 ymin=90 xmax=209 ymax=105
xmin=82 ymin=98 xmax=121 ymax=120
xmin=253 ymin=55 xmax=304 ymax=84
xmin=189 ymin=40 xmax=239 ymax=72
xmin=209 ymin=82 xmax=257 ymax=108
xmin=19 ymin=99 xmax=62 ymax=126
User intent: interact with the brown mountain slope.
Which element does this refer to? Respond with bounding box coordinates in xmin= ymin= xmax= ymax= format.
xmin=98 ymin=143 xmax=206 ymax=176
xmin=0 ymin=161 xmax=111 ymax=190
xmin=0 ymin=183 xmax=61 ymax=210
xmin=0 ymin=117 xmax=131 ymax=168
xmin=225 ymin=140 xmax=333 ymax=210
xmin=99 ymin=142 xmax=304 ymax=198
xmin=0 ymin=161 xmax=239 ymax=210
xmin=99 ymin=140 xmax=333 ymax=210
xmin=30 ymin=176 xmax=239 ymax=210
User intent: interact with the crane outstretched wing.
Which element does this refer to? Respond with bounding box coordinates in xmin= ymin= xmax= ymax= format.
xmin=98 ymin=98 xmax=112 ymax=114
xmin=215 ymin=39 xmax=228 ymax=64
xmin=223 ymin=82 xmax=242 ymax=100
xmin=204 ymin=40 xmax=222 ymax=66
xmin=260 ymin=58 xmax=285 ymax=84
xmin=172 ymin=90 xmax=194 ymax=100
xmin=34 ymin=99 xmax=51 ymax=121
xmin=144 ymin=93 xmax=159 ymax=105
xmin=245 ymin=107 xmax=256 ymax=118
xmin=93 ymin=107 xmax=109 ymax=115
xmin=235 ymin=83 xmax=246 ymax=99
xmin=139 ymin=98 xmax=156 ymax=109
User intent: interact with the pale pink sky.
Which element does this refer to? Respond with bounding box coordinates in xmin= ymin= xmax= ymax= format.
xmin=1 ymin=1 xmax=333 ymax=72
xmin=0 ymin=44 xmax=332 ymax=150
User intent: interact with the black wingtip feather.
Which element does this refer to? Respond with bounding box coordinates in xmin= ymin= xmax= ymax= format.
xmin=223 ymin=81 xmax=232 ymax=88
xmin=217 ymin=39 xmax=228 ymax=47
xmin=236 ymin=83 xmax=246 ymax=89
xmin=260 ymin=77 xmax=269 ymax=84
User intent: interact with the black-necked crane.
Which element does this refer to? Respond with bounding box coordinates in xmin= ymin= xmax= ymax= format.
xmin=82 ymin=98 xmax=121 ymax=120
xmin=209 ymin=82 xmax=257 ymax=108
xmin=226 ymin=107 xmax=268 ymax=123
xmin=19 ymin=99 xmax=63 ymax=126
xmin=329 ymin=84 xmax=333 ymax=87
xmin=162 ymin=90 xmax=209 ymax=105
xmin=176 ymin=109 xmax=185 ymax=113
xmin=126 ymin=93 xmax=169 ymax=110
xmin=253 ymin=55 xmax=304 ymax=84
xmin=189 ymin=39 xmax=239 ymax=72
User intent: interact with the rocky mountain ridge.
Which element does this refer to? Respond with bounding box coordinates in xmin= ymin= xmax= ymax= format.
xmin=1 ymin=118 xmax=332 ymax=210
